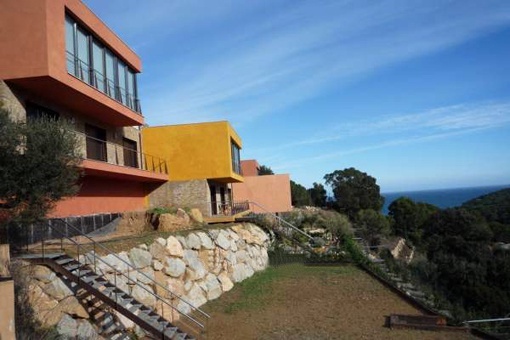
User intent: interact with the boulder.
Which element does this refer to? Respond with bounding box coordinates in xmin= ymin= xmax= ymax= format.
xmin=186 ymin=233 xmax=201 ymax=250
xmin=129 ymin=248 xmax=152 ymax=269
xmin=43 ymin=277 xmax=73 ymax=300
xmin=204 ymin=273 xmax=222 ymax=300
xmin=57 ymin=314 xmax=78 ymax=339
xmin=159 ymin=213 xmax=190 ymax=232
xmin=236 ymin=250 xmax=248 ymax=263
xmin=176 ymin=208 xmax=191 ymax=222
xmin=183 ymin=250 xmax=206 ymax=280
xmin=232 ymin=263 xmax=248 ymax=283
xmin=138 ymin=243 xmax=148 ymax=251
xmin=76 ymin=320 xmax=98 ymax=340
xmin=138 ymin=267 xmax=155 ymax=285
xmin=132 ymin=282 xmax=156 ymax=307
xmin=218 ymin=272 xmax=234 ymax=292
xmin=153 ymin=259 xmax=164 ymax=271
xmin=155 ymin=237 xmax=167 ymax=246
xmin=149 ymin=241 xmax=167 ymax=261
xmin=189 ymin=208 xmax=204 ymax=223
xmin=32 ymin=265 xmax=56 ymax=283
xmin=185 ymin=283 xmax=208 ymax=308
xmin=166 ymin=236 xmax=184 ymax=257
xmin=166 ymin=277 xmax=186 ymax=297
xmin=98 ymin=253 xmax=130 ymax=274
xmin=28 ymin=283 xmax=60 ymax=326
xmin=60 ymin=296 xmax=89 ymax=319
xmin=215 ymin=230 xmax=231 ymax=250
xmin=197 ymin=232 xmax=214 ymax=250
xmin=164 ymin=258 xmax=186 ymax=278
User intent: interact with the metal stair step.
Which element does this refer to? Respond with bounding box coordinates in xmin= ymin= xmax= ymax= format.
xmin=163 ymin=326 xmax=178 ymax=338
xmin=55 ymin=257 xmax=74 ymax=265
xmin=63 ymin=263 xmax=83 ymax=271
xmin=129 ymin=304 xmax=142 ymax=313
xmin=74 ymin=269 xmax=92 ymax=277
xmin=82 ymin=275 xmax=99 ymax=283
xmin=171 ymin=332 xmax=188 ymax=340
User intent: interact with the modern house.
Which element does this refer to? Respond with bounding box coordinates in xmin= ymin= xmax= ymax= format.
xmin=232 ymin=160 xmax=292 ymax=214
xmin=141 ymin=121 xmax=246 ymax=222
xmin=0 ymin=0 xmax=168 ymax=221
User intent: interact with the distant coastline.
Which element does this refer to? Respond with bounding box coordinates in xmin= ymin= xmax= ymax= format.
xmin=382 ymin=184 xmax=510 ymax=214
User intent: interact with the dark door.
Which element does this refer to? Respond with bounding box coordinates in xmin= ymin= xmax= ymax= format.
xmin=123 ymin=138 xmax=138 ymax=168
xmin=85 ymin=124 xmax=107 ymax=161
xmin=210 ymin=185 xmax=217 ymax=215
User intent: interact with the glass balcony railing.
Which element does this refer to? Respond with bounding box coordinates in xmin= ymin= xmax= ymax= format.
xmin=75 ymin=131 xmax=168 ymax=175
xmin=66 ymin=51 xmax=142 ymax=114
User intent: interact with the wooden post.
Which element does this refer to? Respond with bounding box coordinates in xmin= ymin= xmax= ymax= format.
xmin=0 ymin=243 xmax=10 ymax=277
xmin=0 ymin=243 xmax=15 ymax=340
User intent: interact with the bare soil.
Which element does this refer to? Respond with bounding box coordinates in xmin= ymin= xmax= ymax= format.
xmin=202 ymin=263 xmax=475 ymax=340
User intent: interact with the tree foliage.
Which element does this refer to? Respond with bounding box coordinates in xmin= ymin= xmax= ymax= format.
xmin=0 ymin=109 xmax=82 ymax=231
xmin=258 ymin=165 xmax=274 ymax=175
xmin=388 ymin=197 xmax=439 ymax=247
xmin=290 ymin=180 xmax=311 ymax=207
xmin=356 ymin=209 xmax=390 ymax=246
xmin=416 ymin=208 xmax=510 ymax=318
xmin=308 ymin=182 xmax=327 ymax=207
xmin=324 ymin=167 xmax=384 ymax=218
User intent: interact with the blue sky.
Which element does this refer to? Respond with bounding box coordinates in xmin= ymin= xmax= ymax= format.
xmin=84 ymin=0 xmax=510 ymax=193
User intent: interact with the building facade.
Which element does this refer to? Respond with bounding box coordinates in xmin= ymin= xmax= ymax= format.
xmin=232 ymin=160 xmax=292 ymax=214
xmin=0 ymin=0 xmax=168 ymax=219
xmin=142 ymin=121 xmax=245 ymax=219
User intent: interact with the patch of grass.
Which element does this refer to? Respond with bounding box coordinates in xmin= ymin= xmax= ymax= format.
xmin=208 ymin=263 xmax=359 ymax=314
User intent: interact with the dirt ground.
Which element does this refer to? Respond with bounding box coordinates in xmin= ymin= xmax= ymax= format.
xmin=202 ymin=263 xmax=475 ymax=340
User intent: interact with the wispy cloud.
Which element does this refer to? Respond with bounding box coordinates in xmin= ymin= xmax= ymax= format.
xmin=269 ymin=101 xmax=510 ymax=150
xmin=119 ymin=0 xmax=510 ymax=125
xmin=258 ymin=100 xmax=510 ymax=170
xmin=84 ymin=0 xmax=510 ymax=124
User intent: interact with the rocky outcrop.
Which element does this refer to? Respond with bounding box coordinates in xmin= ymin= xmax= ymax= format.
xmin=24 ymin=223 xmax=269 ymax=338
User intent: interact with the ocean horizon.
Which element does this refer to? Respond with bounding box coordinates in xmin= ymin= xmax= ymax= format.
xmin=381 ymin=184 xmax=510 ymax=214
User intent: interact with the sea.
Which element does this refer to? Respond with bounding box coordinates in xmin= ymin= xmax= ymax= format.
xmin=381 ymin=184 xmax=510 ymax=214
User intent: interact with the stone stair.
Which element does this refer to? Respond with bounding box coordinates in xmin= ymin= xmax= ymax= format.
xmin=22 ymin=253 xmax=193 ymax=339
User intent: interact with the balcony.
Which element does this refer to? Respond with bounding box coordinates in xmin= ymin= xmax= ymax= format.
xmin=66 ymin=51 xmax=142 ymax=114
xmin=203 ymin=200 xmax=251 ymax=223
xmin=76 ymin=132 xmax=168 ymax=183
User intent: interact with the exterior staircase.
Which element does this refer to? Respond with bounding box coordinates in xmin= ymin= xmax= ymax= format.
xmin=19 ymin=219 xmax=209 ymax=339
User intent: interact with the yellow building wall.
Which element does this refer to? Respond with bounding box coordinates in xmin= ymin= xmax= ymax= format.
xmin=142 ymin=121 xmax=243 ymax=183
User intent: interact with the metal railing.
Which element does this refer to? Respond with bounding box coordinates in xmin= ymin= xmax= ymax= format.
xmin=39 ymin=218 xmax=210 ymax=338
xmin=464 ymin=317 xmax=510 ymax=338
xmin=76 ymin=131 xmax=168 ymax=175
xmin=66 ymin=51 xmax=141 ymax=114
xmin=210 ymin=200 xmax=250 ymax=216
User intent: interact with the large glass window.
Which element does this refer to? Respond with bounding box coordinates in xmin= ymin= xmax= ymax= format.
xmin=127 ymin=69 xmax=136 ymax=110
xmin=117 ymin=60 xmax=126 ymax=104
xmin=231 ymin=141 xmax=241 ymax=175
xmin=92 ymin=40 xmax=105 ymax=92
xmin=65 ymin=16 xmax=76 ymax=75
xmin=76 ymin=28 xmax=90 ymax=83
xmin=65 ymin=14 xmax=141 ymax=113
xmin=105 ymin=50 xmax=115 ymax=97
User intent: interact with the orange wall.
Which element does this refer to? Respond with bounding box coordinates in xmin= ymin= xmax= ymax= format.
xmin=49 ymin=177 xmax=147 ymax=218
xmin=0 ymin=0 xmax=144 ymax=126
xmin=0 ymin=0 xmax=141 ymax=79
xmin=232 ymin=174 xmax=292 ymax=213
xmin=241 ymin=160 xmax=259 ymax=176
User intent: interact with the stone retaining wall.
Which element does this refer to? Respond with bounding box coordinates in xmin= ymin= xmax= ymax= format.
xmin=23 ymin=223 xmax=269 ymax=338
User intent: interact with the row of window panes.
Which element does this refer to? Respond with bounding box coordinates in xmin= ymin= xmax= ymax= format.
xmin=231 ymin=141 xmax=241 ymax=175
xmin=65 ymin=14 xmax=140 ymax=113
